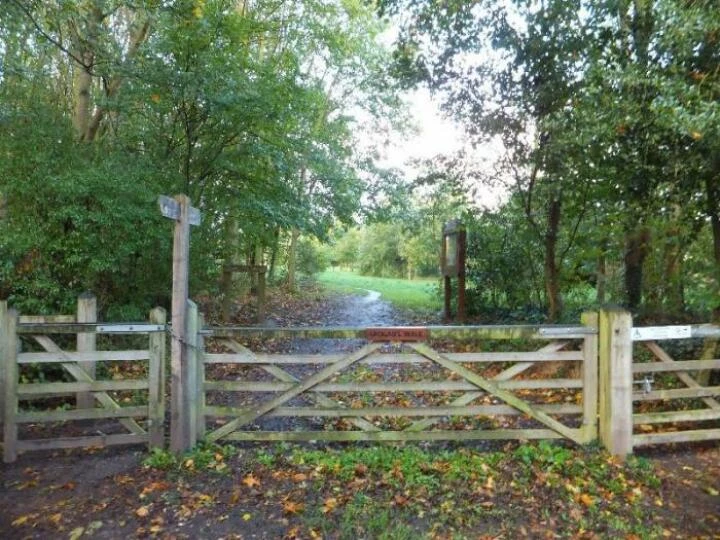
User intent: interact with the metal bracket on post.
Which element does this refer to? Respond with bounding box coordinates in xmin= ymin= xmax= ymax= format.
xmin=634 ymin=375 xmax=654 ymax=394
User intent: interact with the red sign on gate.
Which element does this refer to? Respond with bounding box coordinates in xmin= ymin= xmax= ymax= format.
xmin=365 ymin=327 xmax=428 ymax=342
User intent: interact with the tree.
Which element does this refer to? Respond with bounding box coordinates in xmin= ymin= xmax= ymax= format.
xmin=0 ymin=0 xmax=405 ymax=316
xmin=379 ymin=0 xmax=590 ymax=320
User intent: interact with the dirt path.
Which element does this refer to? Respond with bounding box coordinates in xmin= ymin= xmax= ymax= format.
xmin=327 ymin=289 xmax=403 ymax=327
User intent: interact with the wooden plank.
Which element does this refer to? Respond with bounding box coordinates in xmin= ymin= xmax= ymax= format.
xmin=18 ymin=350 xmax=150 ymax=364
xmin=409 ymin=343 xmax=584 ymax=444
xmin=18 ymin=380 xmax=149 ymax=395
xmin=205 ymin=325 xmax=592 ymax=341
xmin=633 ymin=409 xmax=720 ymax=425
xmin=598 ymin=309 xmax=633 ymax=458
xmin=206 ymin=344 xmax=380 ymax=442
xmin=170 ymin=194 xmax=191 ymax=454
xmin=203 ymin=379 xmax=583 ymax=392
xmin=16 ymin=406 xmax=148 ymax=423
xmin=404 ymin=342 xmax=569 ymax=433
xmin=148 ymin=307 xmax=166 ymax=449
xmin=3 ymin=307 xmax=19 ymax=462
xmin=205 ymin=403 xmax=583 ymax=418
xmin=216 ymin=339 xmax=380 ymax=433
xmin=643 ymin=341 xmax=720 ymax=411
xmin=224 ymin=429 xmax=565 ymax=442
xmin=632 ymin=429 xmax=720 ymax=446
xmin=18 ymin=315 xmax=75 ymax=324
xmin=633 ymin=386 xmax=720 ymax=401
xmin=632 ymin=359 xmax=720 ymax=373
xmin=186 ymin=301 xmax=199 ymax=447
xmin=196 ymin=313 xmax=206 ymax=439
xmin=202 ymin=350 xmax=584 ymax=365
xmin=17 ymin=433 xmax=148 ymax=451
xmin=76 ymin=293 xmax=97 ymax=409
xmin=581 ymin=311 xmax=599 ymax=443
xmin=31 ymin=335 xmax=146 ymax=435
xmin=17 ymin=323 xmax=164 ymax=334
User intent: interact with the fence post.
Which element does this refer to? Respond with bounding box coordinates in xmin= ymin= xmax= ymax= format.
xmin=196 ymin=312 xmax=206 ymax=440
xmin=598 ymin=308 xmax=633 ymax=457
xmin=581 ymin=311 xmax=599 ymax=443
xmin=186 ymin=300 xmax=199 ymax=448
xmin=148 ymin=307 xmax=167 ymax=449
xmin=2 ymin=307 xmax=18 ymax=463
xmin=169 ymin=195 xmax=192 ymax=454
xmin=76 ymin=292 xmax=97 ymax=409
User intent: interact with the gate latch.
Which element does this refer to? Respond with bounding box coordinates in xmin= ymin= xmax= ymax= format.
xmin=633 ymin=375 xmax=654 ymax=394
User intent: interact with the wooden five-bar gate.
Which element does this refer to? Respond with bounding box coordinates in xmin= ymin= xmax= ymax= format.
xmin=193 ymin=308 xmax=599 ymax=445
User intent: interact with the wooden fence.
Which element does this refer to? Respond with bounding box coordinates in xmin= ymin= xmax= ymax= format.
xmin=188 ymin=306 xmax=599 ymax=445
xmin=2 ymin=296 xmax=718 ymax=461
xmin=599 ymin=309 xmax=720 ymax=455
xmin=1 ymin=297 xmax=166 ymax=463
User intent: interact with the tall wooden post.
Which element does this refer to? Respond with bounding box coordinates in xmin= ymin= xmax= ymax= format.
xmin=148 ymin=307 xmax=167 ymax=449
xmin=76 ymin=292 xmax=97 ymax=409
xmin=598 ymin=308 xmax=633 ymax=457
xmin=581 ymin=311 xmax=599 ymax=443
xmin=2 ymin=307 xmax=18 ymax=463
xmin=186 ymin=300 xmax=199 ymax=448
xmin=457 ymin=229 xmax=467 ymax=323
xmin=442 ymin=220 xmax=466 ymax=323
xmin=196 ymin=313 xmax=206 ymax=440
xmin=159 ymin=194 xmax=201 ymax=454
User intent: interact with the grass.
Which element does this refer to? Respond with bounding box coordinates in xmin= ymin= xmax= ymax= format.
xmin=250 ymin=443 xmax=664 ymax=538
xmin=316 ymin=268 xmax=441 ymax=311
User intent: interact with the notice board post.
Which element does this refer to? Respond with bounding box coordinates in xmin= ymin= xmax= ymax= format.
xmin=442 ymin=220 xmax=466 ymax=323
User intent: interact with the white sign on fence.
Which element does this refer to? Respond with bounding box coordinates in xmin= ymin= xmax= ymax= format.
xmin=631 ymin=325 xmax=692 ymax=341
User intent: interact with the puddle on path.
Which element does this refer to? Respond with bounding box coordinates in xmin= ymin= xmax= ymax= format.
xmin=333 ymin=289 xmax=399 ymax=327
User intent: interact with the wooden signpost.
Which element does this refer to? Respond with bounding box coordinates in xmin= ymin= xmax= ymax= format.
xmin=159 ymin=194 xmax=201 ymax=453
xmin=441 ymin=220 xmax=466 ymax=323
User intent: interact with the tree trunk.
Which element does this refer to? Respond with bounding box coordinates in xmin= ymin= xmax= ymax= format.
xmin=596 ymin=238 xmax=607 ymax=304
xmin=697 ymin=175 xmax=720 ymax=385
xmin=287 ymin=228 xmax=299 ymax=292
xmin=623 ymin=226 xmax=650 ymax=311
xmin=72 ymin=51 xmax=93 ymax=140
xmin=220 ymin=217 xmax=239 ymax=323
xmin=268 ymin=228 xmax=280 ymax=281
xmin=662 ymin=228 xmax=684 ymax=315
xmin=544 ymin=197 xmax=562 ymax=322
xmin=706 ymin=176 xmax=720 ymax=315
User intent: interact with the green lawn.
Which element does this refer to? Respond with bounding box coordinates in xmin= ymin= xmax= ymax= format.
xmin=316 ymin=269 xmax=441 ymax=311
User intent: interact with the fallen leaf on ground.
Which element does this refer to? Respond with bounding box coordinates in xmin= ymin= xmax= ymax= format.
xmin=322 ymin=497 xmax=338 ymax=513
xmin=282 ymin=500 xmax=304 ymax=514
xmin=243 ymin=474 xmax=260 ymax=488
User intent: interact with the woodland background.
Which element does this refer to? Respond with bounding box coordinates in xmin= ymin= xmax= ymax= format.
xmin=1 ymin=0 xmax=719 ymax=324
